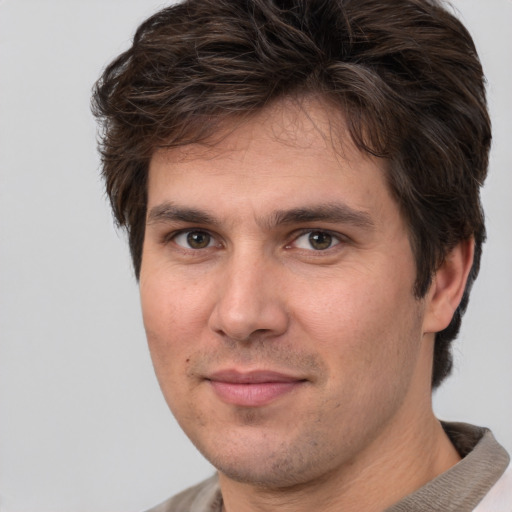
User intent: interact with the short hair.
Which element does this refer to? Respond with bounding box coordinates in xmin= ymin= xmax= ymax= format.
xmin=92 ymin=0 xmax=491 ymax=388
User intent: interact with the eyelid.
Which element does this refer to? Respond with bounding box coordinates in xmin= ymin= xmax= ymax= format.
xmin=164 ymin=228 xmax=221 ymax=250
xmin=160 ymin=227 xmax=347 ymax=252
xmin=287 ymin=229 xmax=347 ymax=251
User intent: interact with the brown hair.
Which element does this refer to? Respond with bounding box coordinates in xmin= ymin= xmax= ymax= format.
xmin=92 ymin=0 xmax=491 ymax=388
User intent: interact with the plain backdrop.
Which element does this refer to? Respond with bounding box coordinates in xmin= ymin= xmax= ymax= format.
xmin=0 ymin=1 xmax=511 ymax=511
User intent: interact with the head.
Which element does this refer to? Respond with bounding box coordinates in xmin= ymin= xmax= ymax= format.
xmin=92 ymin=0 xmax=489 ymax=391
xmin=92 ymin=0 xmax=491 ymax=492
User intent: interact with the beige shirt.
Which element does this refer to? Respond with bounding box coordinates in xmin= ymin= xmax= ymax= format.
xmin=146 ymin=422 xmax=511 ymax=512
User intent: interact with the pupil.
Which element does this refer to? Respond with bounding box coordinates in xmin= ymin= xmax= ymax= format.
xmin=309 ymin=231 xmax=332 ymax=250
xmin=187 ymin=231 xmax=210 ymax=249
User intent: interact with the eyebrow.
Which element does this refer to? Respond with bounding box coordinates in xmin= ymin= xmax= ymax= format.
xmin=147 ymin=203 xmax=217 ymax=225
xmin=268 ymin=204 xmax=374 ymax=230
xmin=147 ymin=201 xmax=374 ymax=230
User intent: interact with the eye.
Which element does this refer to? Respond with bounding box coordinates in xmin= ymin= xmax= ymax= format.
xmin=292 ymin=231 xmax=341 ymax=251
xmin=173 ymin=230 xmax=215 ymax=249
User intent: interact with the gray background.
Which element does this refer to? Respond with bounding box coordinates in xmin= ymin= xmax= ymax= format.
xmin=0 ymin=1 xmax=510 ymax=511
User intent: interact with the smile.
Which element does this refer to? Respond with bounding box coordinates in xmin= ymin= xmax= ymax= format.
xmin=207 ymin=370 xmax=307 ymax=407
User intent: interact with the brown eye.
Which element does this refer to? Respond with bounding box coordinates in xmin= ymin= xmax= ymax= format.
xmin=187 ymin=231 xmax=211 ymax=249
xmin=292 ymin=230 xmax=340 ymax=251
xmin=174 ymin=230 xmax=213 ymax=249
xmin=308 ymin=231 xmax=333 ymax=250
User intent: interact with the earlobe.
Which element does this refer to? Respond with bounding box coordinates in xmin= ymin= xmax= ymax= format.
xmin=423 ymin=238 xmax=475 ymax=334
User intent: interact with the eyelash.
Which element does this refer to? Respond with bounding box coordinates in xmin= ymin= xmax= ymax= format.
xmin=165 ymin=229 xmax=221 ymax=251
xmin=288 ymin=229 xmax=344 ymax=252
xmin=164 ymin=228 xmax=346 ymax=253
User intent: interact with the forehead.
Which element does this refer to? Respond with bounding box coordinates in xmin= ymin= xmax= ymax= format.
xmin=147 ymin=98 xmax=394 ymax=220
xmin=154 ymin=100 xmax=339 ymax=168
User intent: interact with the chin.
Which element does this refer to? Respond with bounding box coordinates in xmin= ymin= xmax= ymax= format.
xmin=217 ymin=459 xmax=315 ymax=489
xmin=196 ymin=429 xmax=340 ymax=490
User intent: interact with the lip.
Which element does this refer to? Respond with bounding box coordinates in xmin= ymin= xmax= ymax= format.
xmin=207 ymin=370 xmax=306 ymax=407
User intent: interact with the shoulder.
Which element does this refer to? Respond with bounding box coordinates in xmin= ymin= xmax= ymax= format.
xmin=387 ymin=422 xmax=511 ymax=511
xmin=143 ymin=474 xmax=221 ymax=512
xmin=473 ymin=462 xmax=512 ymax=512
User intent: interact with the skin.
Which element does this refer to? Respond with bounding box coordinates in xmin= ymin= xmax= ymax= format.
xmin=140 ymin=99 xmax=473 ymax=511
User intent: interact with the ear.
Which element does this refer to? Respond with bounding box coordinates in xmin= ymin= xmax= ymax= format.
xmin=422 ymin=238 xmax=475 ymax=334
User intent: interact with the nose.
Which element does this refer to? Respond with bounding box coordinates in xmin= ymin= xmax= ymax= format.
xmin=208 ymin=252 xmax=289 ymax=343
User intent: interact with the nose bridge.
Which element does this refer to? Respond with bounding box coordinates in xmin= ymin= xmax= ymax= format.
xmin=209 ymin=246 xmax=288 ymax=342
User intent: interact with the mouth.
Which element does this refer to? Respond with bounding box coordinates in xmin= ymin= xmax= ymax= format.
xmin=206 ymin=369 xmax=307 ymax=407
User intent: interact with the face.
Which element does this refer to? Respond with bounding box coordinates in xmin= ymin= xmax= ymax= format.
xmin=140 ymin=101 xmax=435 ymax=488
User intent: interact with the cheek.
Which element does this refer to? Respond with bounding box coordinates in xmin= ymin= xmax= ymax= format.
xmin=291 ymin=267 xmax=422 ymax=378
xmin=139 ymin=276 xmax=207 ymax=417
xmin=141 ymin=258 xmax=213 ymax=329
xmin=139 ymin=269 xmax=212 ymax=374
xmin=291 ymin=271 xmax=387 ymax=344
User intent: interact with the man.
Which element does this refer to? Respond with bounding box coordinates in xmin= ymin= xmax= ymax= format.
xmin=92 ymin=0 xmax=511 ymax=510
